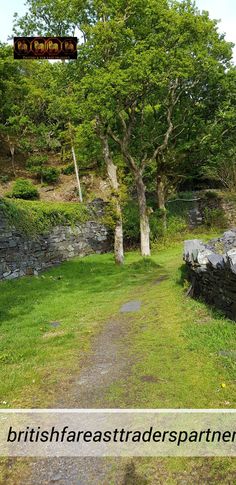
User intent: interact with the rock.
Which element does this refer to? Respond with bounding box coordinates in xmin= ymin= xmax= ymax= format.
xmin=120 ymin=301 xmax=141 ymax=313
xmin=50 ymin=321 xmax=61 ymax=328
xmin=9 ymin=240 xmax=17 ymax=248
xmin=207 ymin=253 xmax=224 ymax=269
xmin=3 ymin=271 xmax=11 ymax=277
xmin=197 ymin=248 xmax=213 ymax=266
xmin=219 ymin=350 xmax=236 ymax=359
xmin=227 ymin=249 xmax=236 ymax=266
xmin=7 ymin=270 xmax=20 ymax=279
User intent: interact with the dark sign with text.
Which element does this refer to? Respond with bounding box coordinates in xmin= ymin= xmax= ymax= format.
xmin=14 ymin=37 xmax=77 ymax=60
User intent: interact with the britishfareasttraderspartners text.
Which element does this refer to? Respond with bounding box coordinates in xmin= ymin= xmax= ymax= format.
xmin=7 ymin=427 xmax=236 ymax=447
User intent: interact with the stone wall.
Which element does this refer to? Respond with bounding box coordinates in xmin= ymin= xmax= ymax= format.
xmin=188 ymin=191 xmax=236 ymax=228
xmin=184 ymin=231 xmax=236 ymax=321
xmin=197 ymin=192 xmax=236 ymax=227
xmin=0 ymin=206 xmax=110 ymax=281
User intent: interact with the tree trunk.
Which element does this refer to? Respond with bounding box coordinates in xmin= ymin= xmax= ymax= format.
xmin=101 ymin=135 xmax=124 ymax=265
xmin=61 ymin=146 xmax=65 ymax=163
xmin=10 ymin=147 xmax=15 ymax=178
xmin=71 ymin=144 xmax=83 ymax=202
xmin=114 ymin=207 xmax=124 ymax=265
xmin=107 ymin=121 xmax=151 ymax=257
xmin=135 ymin=171 xmax=151 ymax=257
xmin=157 ymin=174 xmax=167 ymax=231
xmin=7 ymin=136 xmax=16 ymax=177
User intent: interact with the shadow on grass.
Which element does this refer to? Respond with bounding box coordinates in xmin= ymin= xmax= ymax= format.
xmin=176 ymin=263 xmax=189 ymax=287
xmin=122 ymin=461 xmax=148 ymax=485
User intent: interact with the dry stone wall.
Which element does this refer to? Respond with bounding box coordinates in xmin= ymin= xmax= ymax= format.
xmin=197 ymin=193 xmax=236 ymax=227
xmin=184 ymin=230 xmax=236 ymax=321
xmin=0 ymin=206 xmax=110 ymax=281
xmin=169 ymin=191 xmax=236 ymax=229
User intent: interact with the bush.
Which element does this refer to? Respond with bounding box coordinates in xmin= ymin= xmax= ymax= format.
xmin=26 ymin=154 xmax=48 ymax=171
xmin=123 ymin=199 xmax=189 ymax=248
xmin=123 ymin=201 xmax=140 ymax=246
xmin=10 ymin=179 xmax=39 ymax=200
xmin=26 ymin=156 xmax=60 ymax=184
xmin=150 ymin=209 xmax=164 ymax=240
xmin=123 ymin=203 xmax=165 ymax=244
xmin=0 ymin=175 xmax=9 ymax=184
xmin=203 ymin=190 xmax=220 ymax=200
xmin=41 ymin=167 xmax=60 ymax=184
xmin=61 ymin=164 xmax=74 ymax=175
xmin=203 ymin=207 xmax=226 ymax=228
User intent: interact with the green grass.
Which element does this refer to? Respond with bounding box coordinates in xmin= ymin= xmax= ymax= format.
xmin=0 ymin=232 xmax=236 ymax=483
xmin=0 ymin=252 xmax=160 ymax=408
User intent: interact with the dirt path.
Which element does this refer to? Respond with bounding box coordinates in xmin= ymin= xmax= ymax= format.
xmin=20 ymin=311 xmax=140 ymax=485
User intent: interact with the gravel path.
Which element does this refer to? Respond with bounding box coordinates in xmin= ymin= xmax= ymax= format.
xmin=21 ymin=311 xmax=138 ymax=485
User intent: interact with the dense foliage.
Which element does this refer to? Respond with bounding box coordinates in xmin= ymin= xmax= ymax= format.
xmin=10 ymin=178 xmax=39 ymax=200
xmin=0 ymin=0 xmax=235 ymax=259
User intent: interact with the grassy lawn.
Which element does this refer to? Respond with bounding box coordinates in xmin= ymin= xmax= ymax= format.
xmin=0 ymin=231 xmax=235 ymax=483
xmin=0 ymin=249 xmax=165 ymax=408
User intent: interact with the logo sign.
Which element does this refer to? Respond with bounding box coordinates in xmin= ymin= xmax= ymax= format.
xmin=14 ymin=37 xmax=77 ymax=60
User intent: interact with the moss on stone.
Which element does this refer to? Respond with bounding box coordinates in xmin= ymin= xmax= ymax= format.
xmin=0 ymin=198 xmax=90 ymax=237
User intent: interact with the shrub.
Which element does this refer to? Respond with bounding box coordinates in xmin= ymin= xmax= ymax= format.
xmin=26 ymin=155 xmax=47 ymax=183
xmin=203 ymin=207 xmax=226 ymax=228
xmin=0 ymin=175 xmax=9 ymax=184
xmin=10 ymin=179 xmax=39 ymax=200
xmin=26 ymin=154 xmax=48 ymax=171
xmin=123 ymin=199 xmax=189 ymax=248
xmin=41 ymin=167 xmax=60 ymax=184
xmin=26 ymin=155 xmax=60 ymax=184
xmin=61 ymin=163 xmax=74 ymax=175
xmin=123 ymin=201 xmax=140 ymax=246
xmin=203 ymin=190 xmax=220 ymax=200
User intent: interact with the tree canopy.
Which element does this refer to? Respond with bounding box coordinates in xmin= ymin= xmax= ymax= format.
xmin=0 ymin=0 xmax=235 ymax=260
